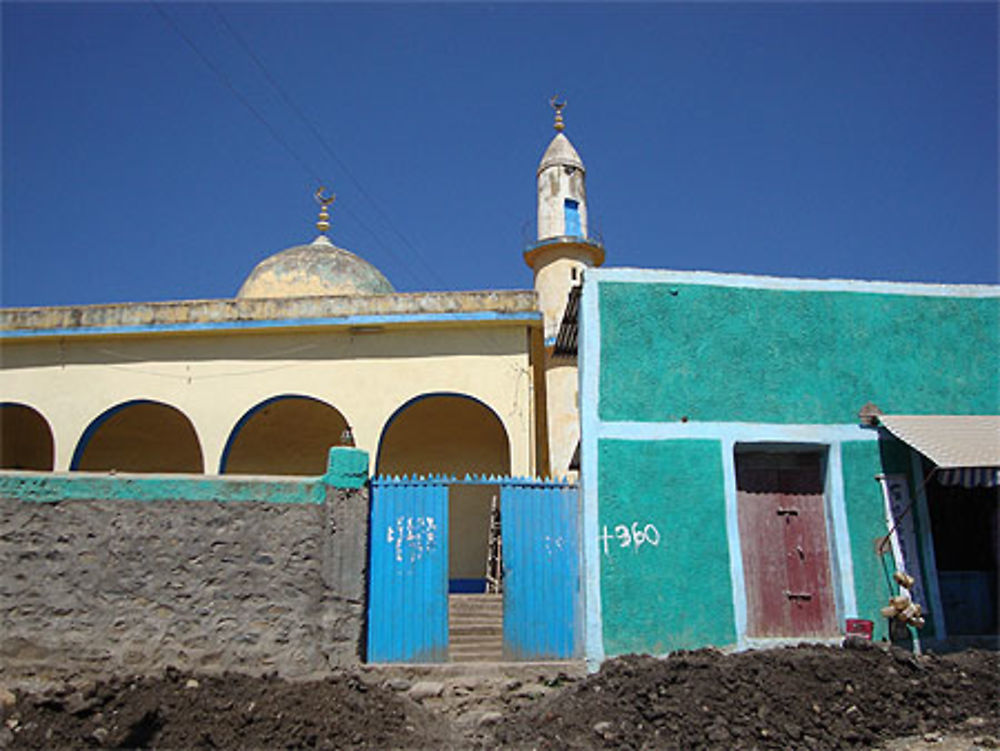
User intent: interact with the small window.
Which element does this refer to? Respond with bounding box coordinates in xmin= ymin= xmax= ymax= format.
xmin=564 ymin=199 xmax=581 ymax=236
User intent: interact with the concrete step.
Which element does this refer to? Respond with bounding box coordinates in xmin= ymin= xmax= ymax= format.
xmin=449 ymin=625 xmax=503 ymax=637
xmin=449 ymin=601 xmax=503 ymax=614
xmin=449 ymin=594 xmax=503 ymax=663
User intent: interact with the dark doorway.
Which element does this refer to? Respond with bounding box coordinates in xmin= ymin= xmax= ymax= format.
xmin=927 ymin=480 xmax=999 ymax=636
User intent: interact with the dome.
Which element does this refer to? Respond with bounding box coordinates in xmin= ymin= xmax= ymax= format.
xmin=537 ymin=132 xmax=585 ymax=176
xmin=237 ymin=235 xmax=394 ymax=299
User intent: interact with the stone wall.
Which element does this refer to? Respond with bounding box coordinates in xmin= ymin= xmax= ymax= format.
xmin=0 ymin=466 xmax=369 ymax=679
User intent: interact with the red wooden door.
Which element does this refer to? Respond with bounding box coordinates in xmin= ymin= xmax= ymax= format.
xmin=737 ymin=451 xmax=838 ymax=638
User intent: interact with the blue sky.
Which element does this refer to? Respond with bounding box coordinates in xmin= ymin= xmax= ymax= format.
xmin=3 ymin=2 xmax=997 ymax=307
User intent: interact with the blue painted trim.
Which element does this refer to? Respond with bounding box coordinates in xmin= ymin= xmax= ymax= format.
xmin=587 ymin=267 xmax=1000 ymax=298
xmin=1 ymin=310 xmax=543 ymax=340
xmin=373 ymin=392 xmax=512 ymax=476
xmin=219 ymin=394 xmax=350 ymax=473
xmin=579 ymin=275 xmax=605 ymax=671
xmin=70 ymin=399 xmax=204 ymax=472
xmin=449 ymin=578 xmax=487 ymax=594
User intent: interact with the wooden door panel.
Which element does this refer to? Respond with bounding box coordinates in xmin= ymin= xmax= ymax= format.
xmin=739 ymin=490 xmax=790 ymax=637
xmin=737 ymin=457 xmax=838 ymax=638
xmin=781 ymin=492 xmax=838 ymax=635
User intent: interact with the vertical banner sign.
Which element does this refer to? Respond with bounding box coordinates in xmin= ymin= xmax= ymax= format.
xmin=878 ymin=474 xmax=927 ymax=614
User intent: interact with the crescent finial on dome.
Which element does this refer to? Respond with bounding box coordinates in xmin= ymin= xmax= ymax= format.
xmin=314 ymin=186 xmax=336 ymax=235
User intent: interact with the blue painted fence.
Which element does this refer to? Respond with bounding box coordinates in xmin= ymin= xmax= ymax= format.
xmin=366 ymin=476 xmax=449 ymax=663
xmin=366 ymin=475 xmax=579 ymax=663
xmin=502 ymin=480 xmax=581 ymax=660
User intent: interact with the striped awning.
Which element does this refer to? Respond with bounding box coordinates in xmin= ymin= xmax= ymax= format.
xmin=878 ymin=415 xmax=1000 ymax=470
xmin=936 ymin=467 xmax=1000 ymax=488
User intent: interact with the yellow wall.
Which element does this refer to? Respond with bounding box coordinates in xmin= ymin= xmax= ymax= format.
xmin=377 ymin=393 xmax=510 ymax=580
xmin=0 ymin=321 xmax=536 ymax=477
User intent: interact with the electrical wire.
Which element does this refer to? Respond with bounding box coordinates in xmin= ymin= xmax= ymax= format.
xmin=208 ymin=3 xmax=442 ymax=291
xmin=151 ymin=1 xmax=326 ymax=188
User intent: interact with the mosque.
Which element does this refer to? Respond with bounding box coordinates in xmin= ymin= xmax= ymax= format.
xmin=0 ymin=102 xmax=599 ymax=592
xmin=4 ymin=100 xmax=997 ymax=662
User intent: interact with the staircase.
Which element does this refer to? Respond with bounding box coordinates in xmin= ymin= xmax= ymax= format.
xmin=448 ymin=594 xmax=503 ymax=662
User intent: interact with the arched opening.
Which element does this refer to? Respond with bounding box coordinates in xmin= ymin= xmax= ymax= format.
xmin=72 ymin=400 xmax=203 ymax=473
xmin=377 ymin=394 xmax=511 ymax=593
xmin=0 ymin=403 xmax=54 ymax=471
xmin=222 ymin=395 xmax=348 ymax=476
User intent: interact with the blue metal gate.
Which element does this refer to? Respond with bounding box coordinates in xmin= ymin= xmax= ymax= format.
xmin=501 ymin=479 xmax=581 ymax=660
xmin=366 ymin=475 xmax=580 ymax=662
xmin=367 ymin=476 xmax=449 ymax=663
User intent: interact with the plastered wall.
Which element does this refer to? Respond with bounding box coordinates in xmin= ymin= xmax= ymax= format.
xmin=597 ymin=439 xmax=735 ymax=655
xmin=581 ymin=270 xmax=999 ymax=665
xmin=598 ymin=279 xmax=1000 ymax=424
xmin=1 ymin=322 xmax=536 ymax=476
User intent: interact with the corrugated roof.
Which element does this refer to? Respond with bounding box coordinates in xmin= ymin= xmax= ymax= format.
xmin=553 ymin=285 xmax=581 ymax=358
xmin=878 ymin=415 xmax=1000 ymax=468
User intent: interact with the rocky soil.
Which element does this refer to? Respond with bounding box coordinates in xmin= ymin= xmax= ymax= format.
xmin=1 ymin=642 xmax=997 ymax=750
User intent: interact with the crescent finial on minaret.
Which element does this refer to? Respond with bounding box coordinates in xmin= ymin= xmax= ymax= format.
xmin=314 ymin=186 xmax=336 ymax=235
xmin=550 ymin=95 xmax=566 ymax=132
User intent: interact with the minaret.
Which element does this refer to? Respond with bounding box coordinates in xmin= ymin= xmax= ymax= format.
xmin=525 ymin=98 xmax=604 ymax=478
xmin=525 ymin=98 xmax=605 ymax=342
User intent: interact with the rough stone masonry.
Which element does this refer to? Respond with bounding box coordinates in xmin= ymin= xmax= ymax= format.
xmin=0 ymin=478 xmax=369 ymax=680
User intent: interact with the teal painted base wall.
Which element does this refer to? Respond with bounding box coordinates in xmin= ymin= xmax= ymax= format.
xmin=598 ymin=439 xmax=735 ymax=655
xmin=842 ymin=440 xmax=894 ymax=641
xmin=599 ymin=282 xmax=1000 ymax=424
xmin=0 ymin=448 xmax=372 ymax=504
xmin=842 ymin=437 xmax=937 ymax=643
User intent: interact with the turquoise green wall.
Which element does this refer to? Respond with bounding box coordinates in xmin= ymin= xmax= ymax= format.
xmin=599 ymin=283 xmax=1000 ymax=424
xmin=0 ymin=448 xmax=372 ymax=503
xmin=598 ymin=439 xmax=735 ymax=655
xmin=841 ymin=440 xmax=894 ymax=641
xmin=0 ymin=473 xmax=327 ymax=504
xmin=841 ymin=438 xmax=938 ymax=642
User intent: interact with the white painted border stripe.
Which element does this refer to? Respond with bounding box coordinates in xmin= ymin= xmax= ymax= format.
xmin=599 ymin=421 xmax=879 ymax=443
xmin=589 ymin=267 xmax=1000 ymax=298
xmin=579 ymin=275 xmax=604 ymax=670
xmin=720 ymin=439 xmax=748 ymax=649
xmin=827 ymin=442 xmax=858 ymax=619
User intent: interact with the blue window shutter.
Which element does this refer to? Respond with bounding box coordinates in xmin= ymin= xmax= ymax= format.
xmin=564 ymin=199 xmax=581 ymax=236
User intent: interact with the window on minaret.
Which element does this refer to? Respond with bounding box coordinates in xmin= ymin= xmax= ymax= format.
xmin=564 ymin=199 xmax=581 ymax=237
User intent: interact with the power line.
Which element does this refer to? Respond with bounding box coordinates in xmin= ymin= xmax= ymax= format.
xmin=152 ymin=1 xmax=434 ymax=290
xmin=151 ymin=1 xmax=326 ymax=187
xmin=208 ymin=3 xmax=446 ymax=290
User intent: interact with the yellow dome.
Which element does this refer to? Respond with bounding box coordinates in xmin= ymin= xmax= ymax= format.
xmin=237 ymin=236 xmax=394 ymax=299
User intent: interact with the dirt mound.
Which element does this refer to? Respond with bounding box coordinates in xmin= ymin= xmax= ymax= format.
xmin=494 ymin=642 xmax=1000 ymax=750
xmin=2 ymin=644 xmax=997 ymax=750
xmin=2 ymin=667 xmax=450 ymax=750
